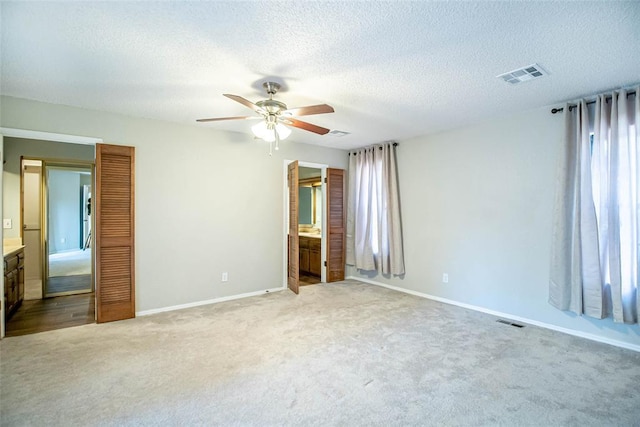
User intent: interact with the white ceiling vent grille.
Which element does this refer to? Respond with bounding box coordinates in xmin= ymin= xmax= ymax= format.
xmin=329 ymin=130 xmax=350 ymax=137
xmin=497 ymin=63 xmax=548 ymax=84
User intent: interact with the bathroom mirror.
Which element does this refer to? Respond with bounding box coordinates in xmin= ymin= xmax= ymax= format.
xmin=298 ymin=168 xmax=322 ymax=227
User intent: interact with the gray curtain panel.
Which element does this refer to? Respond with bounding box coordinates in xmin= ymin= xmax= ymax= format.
xmin=549 ymin=88 xmax=639 ymax=324
xmin=347 ymin=143 xmax=404 ymax=275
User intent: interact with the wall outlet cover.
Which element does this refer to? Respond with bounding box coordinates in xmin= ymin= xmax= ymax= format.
xmin=3 ymin=218 xmax=12 ymax=229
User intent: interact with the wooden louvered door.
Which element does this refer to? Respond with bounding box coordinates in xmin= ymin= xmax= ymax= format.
xmin=326 ymin=168 xmax=346 ymax=282
xmin=287 ymin=161 xmax=300 ymax=294
xmin=96 ymin=144 xmax=135 ymax=323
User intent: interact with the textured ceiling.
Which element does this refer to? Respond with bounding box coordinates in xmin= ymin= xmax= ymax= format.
xmin=2 ymin=1 xmax=639 ymax=150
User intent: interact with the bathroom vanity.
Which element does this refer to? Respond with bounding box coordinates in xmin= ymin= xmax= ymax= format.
xmin=4 ymin=244 xmax=25 ymax=320
xmin=299 ymin=234 xmax=321 ymax=277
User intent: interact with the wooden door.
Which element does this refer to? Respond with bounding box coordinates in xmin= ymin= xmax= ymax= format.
xmin=326 ymin=168 xmax=346 ymax=282
xmin=287 ymin=161 xmax=299 ymax=294
xmin=95 ymin=144 xmax=135 ymax=323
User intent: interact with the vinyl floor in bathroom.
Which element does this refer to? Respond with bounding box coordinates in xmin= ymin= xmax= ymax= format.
xmin=300 ymin=274 xmax=321 ymax=286
xmin=5 ymin=293 xmax=95 ymax=337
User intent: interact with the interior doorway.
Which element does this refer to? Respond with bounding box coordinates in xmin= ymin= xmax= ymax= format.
xmin=284 ymin=160 xmax=346 ymax=292
xmin=1 ymin=133 xmax=135 ymax=338
xmin=3 ymin=157 xmax=96 ymax=337
xmin=22 ymin=160 xmax=43 ymax=300
xmin=43 ymin=162 xmax=94 ymax=297
xmin=284 ymin=160 xmax=328 ymax=293
xmin=298 ymin=166 xmax=323 ymax=286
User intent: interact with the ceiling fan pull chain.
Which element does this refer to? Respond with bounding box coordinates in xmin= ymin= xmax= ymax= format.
xmin=269 ymin=139 xmax=273 ymax=156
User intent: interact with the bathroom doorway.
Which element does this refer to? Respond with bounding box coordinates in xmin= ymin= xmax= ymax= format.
xmin=20 ymin=158 xmax=95 ymax=298
xmin=298 ymin=166 xmax=323 ymax=286
xmin=42 ymin=161 xmax=94 ymax=297
xmin=4 ymin=156 xmax=96 ymax=337
xmin=283 ymin=160 xmax=346 ymax=292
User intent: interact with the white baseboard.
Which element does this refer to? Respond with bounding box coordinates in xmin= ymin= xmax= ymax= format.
xmin=136 ymin=287 xmax=285 ymax=317
xmin=347 ymin=276 xmax=640 ymax=353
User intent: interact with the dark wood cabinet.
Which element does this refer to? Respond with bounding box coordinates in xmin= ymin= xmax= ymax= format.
xmin=4 ymin=248 xmax=25 ymax=321
xmin=299 ymin=236 xmax=321 ymax=277
xmin=309 ymin=248 xmax=321 ymax=277
xmin=300 ymin=245 xmax=310 ymax=273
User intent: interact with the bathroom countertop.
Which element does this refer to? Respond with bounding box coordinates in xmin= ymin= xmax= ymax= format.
xmin=3 ymin=245 xmax=25 ymax=258
xmin=299 ymin=232 xmax=321 ymax=239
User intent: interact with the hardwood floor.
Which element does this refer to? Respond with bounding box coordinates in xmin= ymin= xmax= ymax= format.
xmin=5 ymin=293 xmax=95 ymax=337
xmin=47 ymin=274 xmax=92 ymax=294
xmin=300 ymin=274 xmax=321 ymax=286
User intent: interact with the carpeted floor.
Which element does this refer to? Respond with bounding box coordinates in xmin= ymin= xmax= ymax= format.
xmin=48 ymin=249 xmax=91 ymax=277
xmin=1 ymin=280 xmax=639 ymax=426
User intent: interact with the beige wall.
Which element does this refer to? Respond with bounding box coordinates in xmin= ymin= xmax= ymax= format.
xmin=2 ymin=138 xmax=94 ymax=240
xmin=348 ymin=105 xmax=640 ymax=349
xmin=1 ymin=96 xmax=348 ymax=312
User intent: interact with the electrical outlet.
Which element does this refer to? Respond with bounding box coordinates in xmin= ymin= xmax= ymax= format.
xmin=221 ymin=272 xmax=228 ymax=282
xmin=3 ymin=218 xmax=12 ymax=229
xmin=442 ymin=273 xmax=449 ymax=283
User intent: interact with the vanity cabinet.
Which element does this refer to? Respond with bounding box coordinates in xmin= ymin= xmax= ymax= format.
xmin=4 ymin=248 xmax=25 ymax=320
xmin=299 ymin=236 xmax=321 ymax=277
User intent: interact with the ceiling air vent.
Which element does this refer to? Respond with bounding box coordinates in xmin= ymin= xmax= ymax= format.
xmin=329 ymin=130 xmax=350 ymax=137
xmin=497 ymin=63 xmax=548 ymax=85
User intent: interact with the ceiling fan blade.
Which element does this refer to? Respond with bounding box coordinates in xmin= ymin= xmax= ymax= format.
xmin=282 ymin=104 xmax=335 ymax=117
xmin=280 ymin=117 xmax=330 ymax=135
xmin=223 ymin=94 xmax=265 ymax=114
xmin=196 ymin=116 xmax=259 ymax=122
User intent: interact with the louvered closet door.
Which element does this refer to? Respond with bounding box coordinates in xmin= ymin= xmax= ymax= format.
xmin=326 ymin=168 xmax=345 ymax=282
xmin=287 ymin=161 xmax=300 ymax=294
xmin=96 ymin=144 xmax=135 ymax=323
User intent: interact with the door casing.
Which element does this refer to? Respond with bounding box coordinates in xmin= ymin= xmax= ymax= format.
xmin=40 ymin=160 xmax=95 ymax=298
xmin=283 ymin=160 xmax=329 ymax=288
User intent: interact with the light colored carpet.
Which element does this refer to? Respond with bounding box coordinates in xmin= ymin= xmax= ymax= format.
xmin=48 ymin=249 xmax=91 ymax=277
xmin=1 ymin=280 xmax=639 ymax=426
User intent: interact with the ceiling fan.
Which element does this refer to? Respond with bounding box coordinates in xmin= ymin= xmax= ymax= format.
xmin=197 ymin=82 xmax=334 ymax=154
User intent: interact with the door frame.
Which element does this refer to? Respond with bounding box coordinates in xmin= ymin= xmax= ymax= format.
xmin=0 ymin=128 xmax=102 ymax=339
xmin=40 ymin=159 xmax=95 ymax=298
xmin=282 ymin=160 xmax=328 ymax=288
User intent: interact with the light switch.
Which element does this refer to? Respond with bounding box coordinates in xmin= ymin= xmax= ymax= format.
xmin=3 ymin=219 xmax=12 ymax=229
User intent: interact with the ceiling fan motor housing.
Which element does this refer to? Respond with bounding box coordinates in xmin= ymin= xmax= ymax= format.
xmin=263 ymin=81 xmax=281 ymax=95
xmin=256 ymin=99 xmax=287 ymax=115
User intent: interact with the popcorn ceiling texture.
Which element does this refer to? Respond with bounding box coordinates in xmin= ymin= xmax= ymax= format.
xmin=1 ymin=1 xmax=639 ymax=149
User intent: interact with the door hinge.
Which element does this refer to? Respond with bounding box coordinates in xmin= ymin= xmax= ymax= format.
xmin=324 ymin=177 xmax=327 ymax=183
xmin=324 ymin=261 xmax=327 ymax=266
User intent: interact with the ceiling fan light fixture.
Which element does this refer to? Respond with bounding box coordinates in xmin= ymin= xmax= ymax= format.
xmin=197 ymin=81 xmax=334 ymax=155
xmin=276 ymin=123 xmax=291 ymax=139
xmin=252 ymin=120 xmax=291 ymax=142
xmin=251 ymin=121 xmax=269 ymax=139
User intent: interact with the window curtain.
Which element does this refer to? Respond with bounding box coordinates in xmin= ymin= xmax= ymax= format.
xmin=346 ymin=143 xmax=405 ymax=275
xmin=549 ymin=88 xmax=639 ymax=324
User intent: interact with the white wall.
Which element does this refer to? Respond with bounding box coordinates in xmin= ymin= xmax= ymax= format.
xmin=348 ymin=105 xmax=640 ymax=348
xmin=0 ymin=96 xmax=349 ymax=312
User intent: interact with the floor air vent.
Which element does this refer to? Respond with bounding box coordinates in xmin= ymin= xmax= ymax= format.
xmin=497 ymin=319 xmax=525 ymax=328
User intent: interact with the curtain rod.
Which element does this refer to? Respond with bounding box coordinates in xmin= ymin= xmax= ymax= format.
xmin=348 ymin=142 xmax=398 ymax=155
xmin=551 ymin=90 xmax=636 ymax=114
